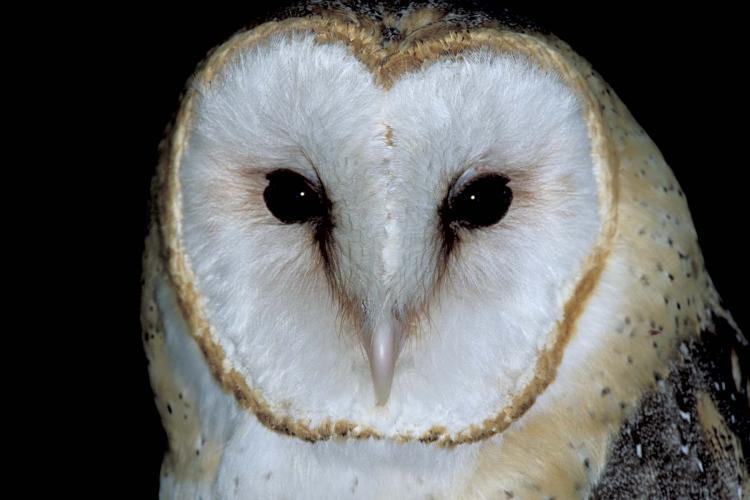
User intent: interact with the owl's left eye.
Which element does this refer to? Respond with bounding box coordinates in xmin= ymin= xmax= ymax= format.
xmin=263 ymin=169 xmax=328 ymax=224
xmin=442 ymin=173 xmax=513 ymax=229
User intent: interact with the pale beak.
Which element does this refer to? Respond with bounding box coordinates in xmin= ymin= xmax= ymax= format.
xmin=366 ymin=314 xmax=403 ymax=405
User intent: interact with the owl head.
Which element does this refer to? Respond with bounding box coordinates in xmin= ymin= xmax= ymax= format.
xmin=143 ymin=0 xmax=713 ymax=452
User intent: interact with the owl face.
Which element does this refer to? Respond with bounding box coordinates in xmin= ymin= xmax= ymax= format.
xmin=171 ymin=28 xmax=609 ymax=441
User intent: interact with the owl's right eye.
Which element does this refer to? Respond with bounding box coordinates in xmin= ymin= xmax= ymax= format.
xmin=263 ymin=169 xmax=328 ymax=224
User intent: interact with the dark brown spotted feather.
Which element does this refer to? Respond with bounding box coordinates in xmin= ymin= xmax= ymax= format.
xmin=593 ymin=315 xmax=749 ymax=498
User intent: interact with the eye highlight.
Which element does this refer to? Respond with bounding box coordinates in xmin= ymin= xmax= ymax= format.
xmin=443 ymin=173 xmax=513 ymax=229
xmin=263 ymin=169 xmax=328 ymax=224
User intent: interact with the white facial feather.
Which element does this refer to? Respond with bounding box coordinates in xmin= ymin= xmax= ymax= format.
xmin=155 ymin=273 xmax=480 ymax=498
xmin=179 ymin=33 xmax=599 ymax=433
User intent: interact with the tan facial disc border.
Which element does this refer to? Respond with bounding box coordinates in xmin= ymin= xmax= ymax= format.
xmin=157 ymin=15 xmax=619 ymax=446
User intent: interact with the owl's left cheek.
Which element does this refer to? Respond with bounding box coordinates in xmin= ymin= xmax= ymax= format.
xmin=365 ymin=312 xmax=404 ymax=405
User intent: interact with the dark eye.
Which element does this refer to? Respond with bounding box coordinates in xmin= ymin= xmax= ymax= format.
xmin=444 ymin=174 xmax=513 ymax=229
xmin=263 ymin=169 xmax=327 ymax=224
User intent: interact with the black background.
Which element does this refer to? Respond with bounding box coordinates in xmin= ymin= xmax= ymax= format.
xmin=102 ymin=2 xmax=747 ymax=497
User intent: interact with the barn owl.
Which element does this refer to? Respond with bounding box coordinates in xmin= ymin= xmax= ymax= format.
xmin=141 ymin=1 xmax=749 ymax=497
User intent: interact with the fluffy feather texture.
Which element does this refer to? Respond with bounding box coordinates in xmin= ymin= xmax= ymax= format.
xmin=154 ymin=274 xmax=480 ymax=498
xmin=179 ymin=32 xmax=599 ymax=434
